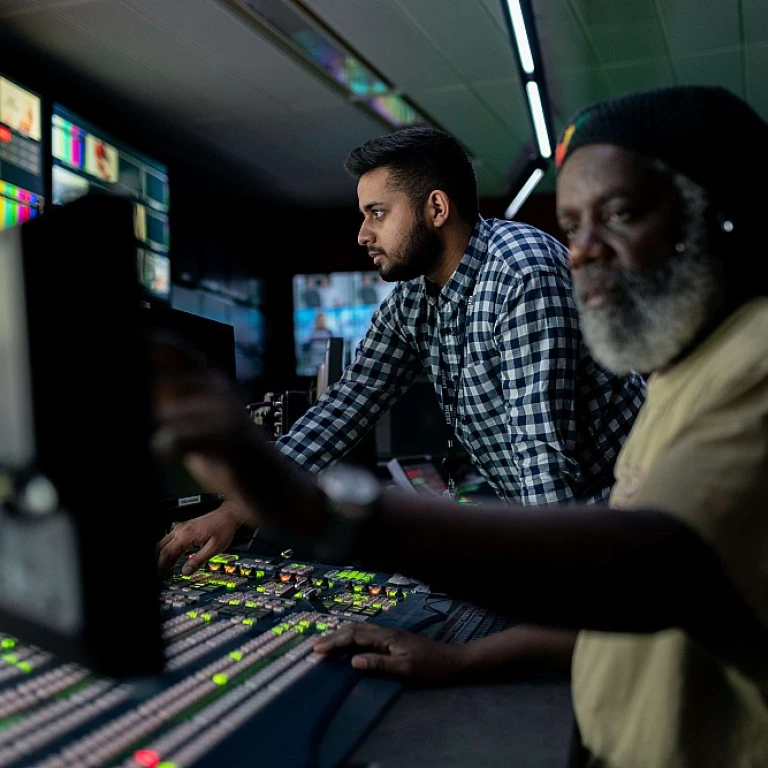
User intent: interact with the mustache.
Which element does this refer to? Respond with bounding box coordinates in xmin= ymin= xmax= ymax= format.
xmin=573 ymin=264 xmax=624 ymax=302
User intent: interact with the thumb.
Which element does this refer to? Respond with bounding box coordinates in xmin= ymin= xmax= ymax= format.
xmin=181 ymin=537 xmax=221 ymax=575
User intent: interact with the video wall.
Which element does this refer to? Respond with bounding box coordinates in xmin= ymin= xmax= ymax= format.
xmin=0 ymin=67 xmax=266 ymax=391
xmin=293 ymin=271 xmax=394 ymax=377
xmin=0 ymin=75 xmax=44 ymax=229
xmin=52 ymin=104 xmax=171 ymax=301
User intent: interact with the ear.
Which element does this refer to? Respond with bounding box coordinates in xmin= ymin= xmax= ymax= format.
xmin=425 ymin=189 xmax=450 ymax=229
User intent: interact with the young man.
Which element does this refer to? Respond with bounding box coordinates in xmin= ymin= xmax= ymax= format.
xmin=153 ymin=85 xmax=768 ymax=766
xmin=158 ymin=126 xmax=644 ymax=574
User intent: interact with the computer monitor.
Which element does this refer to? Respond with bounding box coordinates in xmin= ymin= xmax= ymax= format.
xmin=51 ymin=103 xmax=171 ymax=303
xmin=0 ymin=193 xmax=164 ymax=677
xmin=0 ymin=72 xmax=45 ymax=230
xmin=315 ymin=336 xmax=344 ymax=399
xmin=139 ymin=302 xmax=237 ymax=518
xmin=293 ymin=271 xmax=394 ymax=377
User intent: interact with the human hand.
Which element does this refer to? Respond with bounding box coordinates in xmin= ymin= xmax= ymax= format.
xmin=157 ymin=499 xmax=250 ymax=575
xmin=150 ymin=333 xmax=326 ymax=537
xmin=313 ymin=623 xmax=468 ymax=686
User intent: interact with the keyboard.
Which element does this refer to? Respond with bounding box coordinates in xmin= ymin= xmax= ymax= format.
xmin=433 ymin=602 xmax=515 ymax=645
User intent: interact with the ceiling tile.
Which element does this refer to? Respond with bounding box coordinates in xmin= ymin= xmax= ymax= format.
xmin=125 ymin=0 xmax=347 ymax=111
xmin=657 ymin=0 xmax=740 ymax=56
xmin=0 ymin=0 xmax=42 ymax=16
xmin=548 ymin=67 xmax=611 ymax=126
xmin=0 ymin=0 xmax=98 ymax=16
xmin=743 ymin=0 xmax=768 ymax=45
xmin=603 ymin=58 xmax=676 ymax=97
xmin=534 ymin=0 xmax=600 ymax=74
xmin=300 ymin=0 xmax=460 ymax=91
xmin=471 ymin=76 xmax=531 ymax=144
xmin=479 ymin=0 xmax=509 ymax=31
xmin=393 ymin=0 xmax=514 ymax=83
xmin=674 ymin=49 xmax=744 ymax=96
xmin=568 ymin=0 xmax=669 ymax=65
xmin=745 ymin=44 xmax=768 ymax=121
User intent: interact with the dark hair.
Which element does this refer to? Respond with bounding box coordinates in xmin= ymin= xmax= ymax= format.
xmin=344 ymin=125 xmax=479 ymax=225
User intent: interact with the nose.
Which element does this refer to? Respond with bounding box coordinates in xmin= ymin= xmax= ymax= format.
xmin=568 ymin=223 xmax=607 ymax=270
xmin=358 ymin=219 xmax=374 ymax=247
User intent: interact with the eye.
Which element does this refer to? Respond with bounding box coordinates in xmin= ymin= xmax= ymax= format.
xmin=371 ymin=209 xmax=384 ymax=220
xmin=606 ymin=209 xmax=632 ymax=224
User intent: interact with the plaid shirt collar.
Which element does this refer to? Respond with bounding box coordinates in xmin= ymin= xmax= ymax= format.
xmin=426 ymin=216 xmax=489 ymax=306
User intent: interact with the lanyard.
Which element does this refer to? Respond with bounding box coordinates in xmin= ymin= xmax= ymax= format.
xmin=437 ymin=295 xmax=471 ymax=500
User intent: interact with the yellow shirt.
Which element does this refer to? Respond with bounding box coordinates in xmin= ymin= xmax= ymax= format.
xmin=573 ymin=297 xmax=768 ymax=767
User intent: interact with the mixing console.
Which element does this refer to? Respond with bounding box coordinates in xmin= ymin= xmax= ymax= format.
xmin=0 ymin=552 xmax=437 ymax=768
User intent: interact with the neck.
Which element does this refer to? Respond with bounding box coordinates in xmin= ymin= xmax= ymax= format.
xmin=426 ymin=220 xmax=474 ymax=288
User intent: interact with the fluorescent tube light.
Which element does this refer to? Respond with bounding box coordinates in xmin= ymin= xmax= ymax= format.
xmin=525 ymin=81 xmax=552 ymax=158
xmin=504 ymin=166 xmax=544 ymax=219
xmin=505 ymin=0 xmax=535 ymax=75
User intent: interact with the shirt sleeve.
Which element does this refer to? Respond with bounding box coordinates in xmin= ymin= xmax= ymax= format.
xmin=626 ymin=365 xmax=768 ymax=638
xmin=276 ymin=287 xmax=421 ymax=473
xmin=496 ymin=268 xmax=586 ymax=505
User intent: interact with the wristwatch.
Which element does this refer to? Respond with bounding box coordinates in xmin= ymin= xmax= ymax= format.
xmin=313 ymin=463 xmax=382 ymax=564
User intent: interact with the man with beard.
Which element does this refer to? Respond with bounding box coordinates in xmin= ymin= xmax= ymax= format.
xmin=153 ymin=86 xmax=768 ymax=766
xmin=158 ymin=125 xmax=644 ymax=574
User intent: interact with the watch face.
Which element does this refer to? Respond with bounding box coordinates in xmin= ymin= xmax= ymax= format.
xmin=320 ymin=465 xmax=381 ymax=506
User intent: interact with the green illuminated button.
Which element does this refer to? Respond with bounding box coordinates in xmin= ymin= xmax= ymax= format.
xmin=0 ymin=639 xmax=16 ymax=649
xmin=229 ymin=651 xmax=244 ymax=661
xmin=17 ymin=661 xmax=32 ymax=673
xmin=212 ymin=673 xmax=228 ymax=685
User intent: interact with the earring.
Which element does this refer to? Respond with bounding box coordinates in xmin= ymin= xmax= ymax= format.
xmin=722 ymin=220 xmax=734 ymax=233
xmin=675 ymin=242 xmax=686 ymax=253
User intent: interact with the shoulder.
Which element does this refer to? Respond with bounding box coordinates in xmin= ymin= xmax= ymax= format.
xmin=682 ymin=298 xmax=768 ymax=401
xmin=482 ymin=218 xmax=570 ymax=277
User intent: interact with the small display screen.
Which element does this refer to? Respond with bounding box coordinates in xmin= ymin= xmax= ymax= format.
xmin=0 ymin=74 xmax=45 ymax=231
xmin=51 ymin=104 xmax=170 ymax=301
xmin=293 ymin=271 xmax=394 ymax=376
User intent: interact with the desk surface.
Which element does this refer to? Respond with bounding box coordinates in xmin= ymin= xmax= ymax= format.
xmin=349 ymin=676 xmax=574 ymax=768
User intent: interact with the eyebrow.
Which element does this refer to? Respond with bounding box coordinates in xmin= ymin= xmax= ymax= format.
xmin=558 ymin=187 xmax=635 ymax=216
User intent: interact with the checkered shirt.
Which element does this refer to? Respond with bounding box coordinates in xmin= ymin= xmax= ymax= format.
xmin=277 ymin=217 xmax=646 ymax=505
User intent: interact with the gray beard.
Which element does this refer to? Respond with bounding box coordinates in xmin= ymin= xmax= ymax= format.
xmin=575 ymin=249 xmax=725 ymax=375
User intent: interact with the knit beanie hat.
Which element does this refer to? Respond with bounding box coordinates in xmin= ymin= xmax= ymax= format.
xmin=554 ymin=85 xmax=768 ymax=224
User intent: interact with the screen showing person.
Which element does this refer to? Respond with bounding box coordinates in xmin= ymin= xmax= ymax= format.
xmin=293 ymin=271 xmax=394 ymax=376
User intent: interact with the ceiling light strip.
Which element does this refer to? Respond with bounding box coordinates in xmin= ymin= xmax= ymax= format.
xmin=501 ymin=0 xmax=555 ymax=217
xmin=505 ymin=0 xmax=535 ymax=75
xmin=504 ymin=166 xmax=544 ymax=219
xmin=222 ymin=0 xmax=440 ymax=132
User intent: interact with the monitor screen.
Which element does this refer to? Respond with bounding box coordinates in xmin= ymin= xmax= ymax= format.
xmin=0 ymin=193 xmax=163 ymax=677
xmin=51 ymin=104 xmax=171 ymax=302
xmin=293 ymin=271 xmax=394 ymax=377
xmin=0 ymin=73 xmax=44 ymax=230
